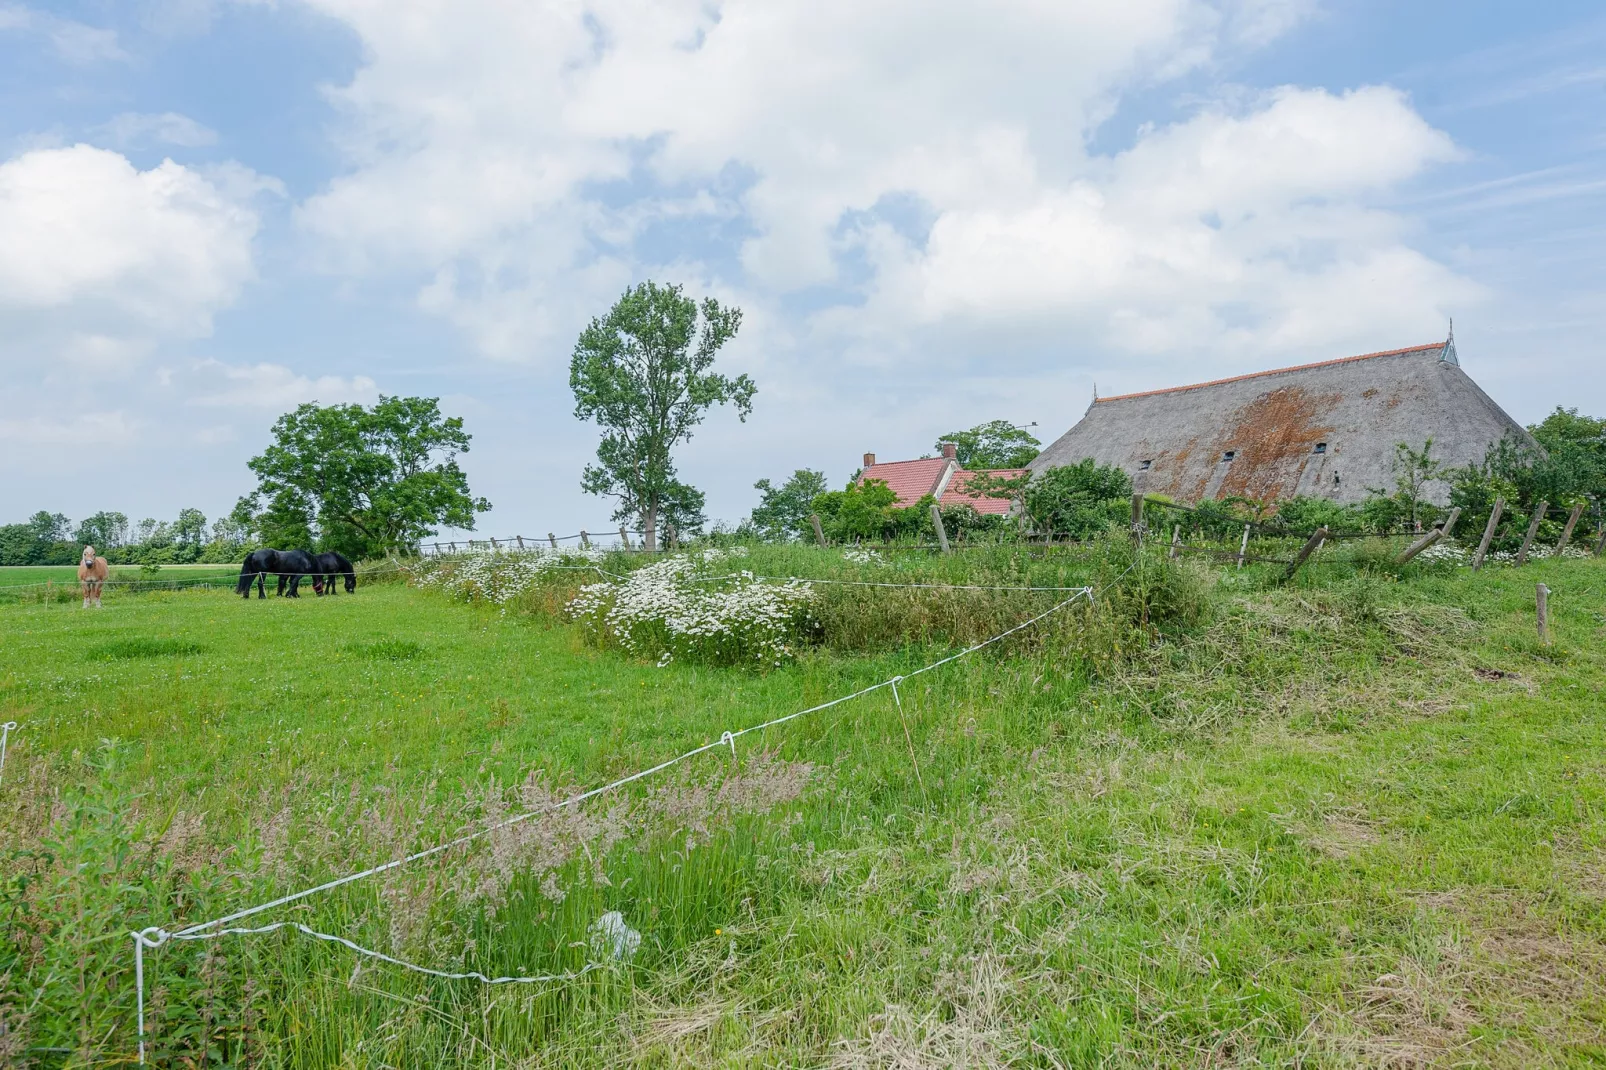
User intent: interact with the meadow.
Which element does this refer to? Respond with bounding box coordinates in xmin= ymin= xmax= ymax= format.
xmin=1 ymin=541 xmax=1604 ymax=1066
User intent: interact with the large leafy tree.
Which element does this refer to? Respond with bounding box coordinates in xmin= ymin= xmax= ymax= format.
xmin=936 ymin=420 xmax=1041 ymax=469
xmin=570 ymin=281 xmax=755 ymax=551
xmin=245 ymin=396 xmax=489 ymax=558
xmin=747 ymin=469 xmax=828 ymax=541
xmin=75 ymin=511 xmax=129 ymax=549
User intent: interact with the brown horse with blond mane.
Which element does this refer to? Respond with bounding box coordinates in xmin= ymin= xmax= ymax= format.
xmin=78 ymin=545 xmax=109 ymax=608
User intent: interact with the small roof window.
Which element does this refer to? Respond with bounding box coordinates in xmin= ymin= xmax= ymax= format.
xmin=1138 ymin=459 xmax=1152 ymax=471
xmin=1221 ymin=450 xmax=1236 ymax=462
xmin=1313 ymin=442 xmax=1327 ymax=454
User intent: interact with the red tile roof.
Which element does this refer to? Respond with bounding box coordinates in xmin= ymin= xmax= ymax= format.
xmin=940 ymin=469 xmax=1026 ymax=515
xmin=1095 ymin=342 xmax=1446 ymax=403
xmin=859 ymin=458 xmax=950 ymax=505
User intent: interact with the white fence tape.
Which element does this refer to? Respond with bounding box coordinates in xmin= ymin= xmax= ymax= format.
xmin=0 ymin=721 xmax=15 ymax=785
xmin=128 ymin=581 xmax=1100 ymax=1062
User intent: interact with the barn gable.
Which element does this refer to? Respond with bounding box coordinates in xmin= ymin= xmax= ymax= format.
xmin=1028 ymin=337 xmax=1534 ymax=506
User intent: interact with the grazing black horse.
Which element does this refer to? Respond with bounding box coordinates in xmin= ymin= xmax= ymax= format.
xmin=237 ymin=548 xmax=280 ymax=599
xmin=235 ymin=548 xmax=321 ymax=599
xmin=311 ymin=551 xmax=357 ymax=595
xmin=273 ymin=549 xmax=320 ymax=597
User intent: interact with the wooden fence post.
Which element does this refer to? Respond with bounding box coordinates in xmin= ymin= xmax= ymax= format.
xmin=433 ymin=542 xmax=441 ymax=555
xmin=1236 ymin=524 xmax=1251 ymax=569
xmin=619 ymin=526 xmax=630 ymax=550
xmin=1397 ymin=508 xmax=1459 ymax=565
xmin=1169 ymin=525 xmax=1180 ymax=560
xmin=1595 ymin=527 xmax=1606 ymax=557
xmin=1130 ymin=493 xmax=1145 ymax=545
xmin=1471 ymin=496 xmax=1503 ymax=572
xmin=515 ymin=535 xmax=524 ymax=550
xmin=1556 ymin=502 xmax=1585 ymax=555
xmin=490 ymin=537 xmax=498 ymax=550
xmin=1536 ymin=583 xmax=1551 ymax=645
xmin=809 ymin=514 xmax=827 ymax=547
xmin=1516 ymin=501 xmax=1547 ymax=566
xmin=930 ymin=504 xmax=951 ymax=555
xmin=449 ymin=542 xmax=457 ymax=553
xmin=667 ymin=525 xmax=678 ymax=550
xmin=1282 ymin=526 xmax=1329 ymax=582
xmin=548 ymin=532 xmax=557 ymax=549
xmin=580 ymin=530 xmax=590 ymax=549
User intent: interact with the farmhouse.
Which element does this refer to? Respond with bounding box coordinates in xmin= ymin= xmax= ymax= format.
xmin=1029 ymin=334 xmax=1534 ymax=506
xmin=858 ymin=443 xmax=1025 ymax=515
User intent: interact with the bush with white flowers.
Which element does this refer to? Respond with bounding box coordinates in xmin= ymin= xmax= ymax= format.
xmin=411 ymin=547 xmax=609 ymax=605
xmin=568 ymin=548 xmax=815 ymax=667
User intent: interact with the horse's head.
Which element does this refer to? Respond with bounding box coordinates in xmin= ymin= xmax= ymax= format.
xmin=82 ymin=545 xmax=97 ymax=565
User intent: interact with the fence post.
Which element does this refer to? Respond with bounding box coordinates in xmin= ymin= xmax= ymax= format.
xmin=1169 ymin=524 xmax=1180 ymax=560
xmin=1397 ymin=508 xmax=1459 ymax=565
xmin=1595 ymin=527 xmax=1606 ymax=557
xmin=1536 ymin=583 xmax=1551 ymax=645
xmin=580 ymin=530 xmax=590 ymax=549
xmin=930 ymin=504 xmax=951 ymax=555
xmin=1516 ymin=501 xmax=1547 ymax=566
xmin=1282 ymin=526 xmax=1329 ymax=582
xmin=810 ymin=514 xmax=827 ymax=548
xmin=1236 ymin=524 xmax=1251 ymax=569
xmin=548 ymin=532 xmax=557 ymax=549
xmin=1130 ymin=493 xmax=1145 ymax=545
xmin=433 ymin=542 xmax=441 ymax=555
xmin=619 ymin=526 xmax=630 ymax=550
xmin=490 ymin=537 xmax=498 ymax=550
xmin=516 ymin=536 xmax=524 ymax=550
xmin=1556 ymin=501 xmax=1585 ymax=555
xmin=449 ymin=542 xmax=457 ymax=553
xmin=1471 ymin=496 xmax=1504 ymax=572
xmin=667 ymin=525 xmax=678 ymax=550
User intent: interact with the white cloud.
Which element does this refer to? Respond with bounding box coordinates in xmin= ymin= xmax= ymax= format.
xmin=99 ymin=111 xmax=219 ymax=148
xmin=0 ymin=4 xmax=126 ymax=63
xmin=187 ymin=359 xmax=379 ymax=408
xmin=295 ymin=0 xmax=1473 ymax=382
xmin=0 ymin=144 xmax=268 ymax=372
xmin=0 ymin=412 xmax=137 ymax=448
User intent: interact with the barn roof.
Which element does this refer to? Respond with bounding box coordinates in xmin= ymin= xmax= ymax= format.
xmin=1029 ymin=336 xmax=1534 ymax=506
xmin=859 ymin=457 xmax=952 ymax=504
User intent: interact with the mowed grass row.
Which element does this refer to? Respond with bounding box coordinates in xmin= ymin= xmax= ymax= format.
xmin=2 ymin=552 xmax=1605 ymax=1065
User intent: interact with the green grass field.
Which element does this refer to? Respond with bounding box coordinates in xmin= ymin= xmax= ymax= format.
xmin=2 ymin=548 xmax=1604 ymax=1066
xmin=0 ymin=564 xmax=240 ymax=595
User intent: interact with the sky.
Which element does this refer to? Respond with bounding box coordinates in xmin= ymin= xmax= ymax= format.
xmin=2 ymin=0 xmax=1603 ymax=541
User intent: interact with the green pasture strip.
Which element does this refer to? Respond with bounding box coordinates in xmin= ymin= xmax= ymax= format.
xmin=2 ymin=557 xmax=1605 ymax=1065
xmin=0 ymin=564 xmax=239 ymax=588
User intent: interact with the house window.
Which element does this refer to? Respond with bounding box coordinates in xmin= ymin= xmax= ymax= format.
xmin=1313 ymin=442 xmax=1327 ymax=455
xmin=1138 ymin=459 xmax=1152 ymax=471
xmin=1221 ymin=450 xmax=1236 ymax=462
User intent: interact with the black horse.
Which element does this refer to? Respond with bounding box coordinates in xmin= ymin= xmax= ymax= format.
xmin=235 ymin=548 xmax=320 ymax=599
xmin=274 ymin=549 xmax=320 ymax=597
xmin=237 ymin=548 xmax=280 ymax=599
xmin=311 ymin=551 xmax=357 ymax=595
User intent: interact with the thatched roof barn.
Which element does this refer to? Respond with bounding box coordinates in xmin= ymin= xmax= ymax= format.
xmin=1029 ymin=335 xmax=1533 ymax=506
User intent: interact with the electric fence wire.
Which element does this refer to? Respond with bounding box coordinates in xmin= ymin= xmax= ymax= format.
xmin=126 ymin=569 xmax=1125 ymax=1063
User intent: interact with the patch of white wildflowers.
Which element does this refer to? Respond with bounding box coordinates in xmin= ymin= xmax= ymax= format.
xmin=568 ymin=548 xmax=814 ymax=668
xmin=842 ymin=548 xmax=884 ymax=565
xmin=411 ymin=547 xmax=608 ymax=605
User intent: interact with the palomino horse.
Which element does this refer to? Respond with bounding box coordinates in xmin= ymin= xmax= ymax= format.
xmin=78 ymin=545 xmax=109 ymax=608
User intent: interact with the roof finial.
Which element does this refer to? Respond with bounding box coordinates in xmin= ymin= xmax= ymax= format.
xmin=1442 ymin=318 xmax=1458 ymax=365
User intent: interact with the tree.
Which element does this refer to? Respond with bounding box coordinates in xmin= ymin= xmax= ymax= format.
xmin=75 ymin=511 xmax=129 ymax=549
xmin=570 ymin=281 xmax=755 ymax=551
xmin=246 ymin=396 xmax=489 ymax=558
xmin=748 ymin=469 xmax=829 ymax=541
xmin=174 ymin=508 xmax=207 ymax=547
xmin=936 ymin=420 xmax=1041 ymax=469
xmin=1022 ymin=460 xmax=1131 ymax=538
xmin=1380 ymin=439 xmax=1443 ymax=529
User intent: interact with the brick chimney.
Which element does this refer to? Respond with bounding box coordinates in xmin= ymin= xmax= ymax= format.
xmin=940 ymin=442 xmax=957 ymax=460
xmin=863 ymin=452 xmax=876 ymax=467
